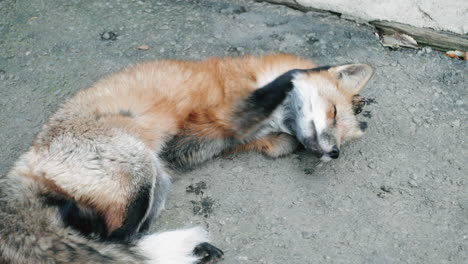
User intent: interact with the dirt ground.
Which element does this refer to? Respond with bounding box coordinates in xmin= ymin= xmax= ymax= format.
xmin=0 ymin=0 xmax=466 ymax=263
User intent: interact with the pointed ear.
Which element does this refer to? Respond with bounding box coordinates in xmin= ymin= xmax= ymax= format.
xmin=328 ymin=64 xmax=374 ymax=94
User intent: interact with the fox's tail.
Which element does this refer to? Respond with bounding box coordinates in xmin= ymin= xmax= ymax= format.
xmin=0 ymin=174 xmax=213 ymax=263
xmin=1 ymin=223 xmax=211 ymax=264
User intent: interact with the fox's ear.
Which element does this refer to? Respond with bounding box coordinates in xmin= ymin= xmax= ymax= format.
xmin=329 ymin=64 xmax=373 ymax=94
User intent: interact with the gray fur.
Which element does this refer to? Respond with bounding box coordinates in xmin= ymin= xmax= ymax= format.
xmin=161 ymin=136 xmax=236 ymax=171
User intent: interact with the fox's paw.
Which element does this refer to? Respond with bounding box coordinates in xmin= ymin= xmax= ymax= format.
xmin=194 ymin=242 xmax=224 ymax=264
xmin=263 ymin=133 xmax=299 ymax=158
xmin=138 ymin=227 xmax=223 ymax=264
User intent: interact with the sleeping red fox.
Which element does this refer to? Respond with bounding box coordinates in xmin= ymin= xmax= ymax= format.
xmin=0 ymin=54 xmax=373 ymax=263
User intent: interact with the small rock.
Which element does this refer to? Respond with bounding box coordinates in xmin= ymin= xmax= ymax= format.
xmin=137 ymin=45 xmax=150 ymax=50
xmin=234 ymin=6 xmax=247 ymax=14
xmin=408 ymin=180 xmax=418 ymax=188
xmin=306 ymin=35 xmax=318 ymax=44
xmin=380 ymin=185 xmax=392 ymax=193
xmin=422 ymin=47 xmax=432 ymax=53
xmin=451 ymin=120 xmax=460 ymax=128
xmin=301 ymin=231 xmax=316 ymax=239
xmin=100 ymin=31 xmax=118 ymax=41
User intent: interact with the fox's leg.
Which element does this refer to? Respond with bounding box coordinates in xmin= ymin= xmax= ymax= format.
xmin=161 ymin=136 xmax=231 ymax=170
xmin=225 ymin=132 xmax=298 ymax=158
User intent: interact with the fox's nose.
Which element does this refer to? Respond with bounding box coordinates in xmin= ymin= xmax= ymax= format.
xmin=329 ymin=145 xmax=340 ymax=159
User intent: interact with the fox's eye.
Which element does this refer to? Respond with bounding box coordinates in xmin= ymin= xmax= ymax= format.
xmin=333 ymin=105 xmax=337 ymax=119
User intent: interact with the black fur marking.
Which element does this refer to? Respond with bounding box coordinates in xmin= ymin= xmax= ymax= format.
xmin=45 ymin=196 xmax=108 ymax=238
xmin=108 ymin=184 xmax=152 ymax=242
xmin=118 ymin=109 xmax=134 ymax=118
xmin=303 ymin=65 xmax=333 ymax=73
xmin=233 ymin=69 xmax=301 ymax=136
xmin=283 ymin=116 xmax=297 ymax=135
xmin=246 ymin=69 xmax=299 ymax=115
xmin=333 ymin=104 xmax=337 ymax=125
xmin=193 ymin=242 xmax=224 ymax=264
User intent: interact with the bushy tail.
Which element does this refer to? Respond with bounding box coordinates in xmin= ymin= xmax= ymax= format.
xmin=1 ymin=223 xmax=211 ymax=264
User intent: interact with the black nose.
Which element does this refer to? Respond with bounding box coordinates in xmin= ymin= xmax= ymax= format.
xmin=329 ymin=145 xmax=340 ymax=159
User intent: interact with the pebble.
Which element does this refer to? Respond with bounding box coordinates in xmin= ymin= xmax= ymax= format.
xmin=451 ymin=120 xmax=460 ymax=128
xmin=408 ymin=180 xmax=418 ymax=188
xmin=380 ymin=185 xmax=392 ymax=193
xmin=137 ymin=45 xmax=150 ymax=50
xmin=422 ymin=47 xmax=432 ymax=53
xmin=238 ymin=256 xmax=249 ymax=261
xmin=301 ymin=231 xmax=316 ymax=239
xmin=232 ymin=166 xmax=243 ymax=173
xmin=100 ymin=31 xmax=118 ymax=41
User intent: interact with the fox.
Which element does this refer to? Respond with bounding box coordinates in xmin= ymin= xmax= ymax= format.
xmin=0 ymin=54 xmax=373 ymax=264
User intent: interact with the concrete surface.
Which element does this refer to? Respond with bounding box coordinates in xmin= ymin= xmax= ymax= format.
xmin=0 ymin=0 xmax=467 ymax=263
xmin=263 ymin=0 xmax=468 ymax=34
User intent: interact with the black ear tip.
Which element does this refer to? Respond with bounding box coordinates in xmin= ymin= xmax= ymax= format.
xmin=359 ymin=121 xmax=368 ymax=131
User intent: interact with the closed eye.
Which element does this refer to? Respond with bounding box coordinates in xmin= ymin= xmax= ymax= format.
xmin=333 ymin=105 xmax=337 ymax=119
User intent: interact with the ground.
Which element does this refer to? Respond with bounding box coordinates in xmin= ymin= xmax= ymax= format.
xmin=0 ymin=0 xmax=466 ymax=263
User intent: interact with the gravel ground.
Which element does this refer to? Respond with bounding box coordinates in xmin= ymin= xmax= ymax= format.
xmin=0 ymin=0 xmax=467 ymax=263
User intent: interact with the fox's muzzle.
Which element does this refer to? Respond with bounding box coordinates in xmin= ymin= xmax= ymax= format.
xmin=300 ymin=136 xmax=339 ymax=161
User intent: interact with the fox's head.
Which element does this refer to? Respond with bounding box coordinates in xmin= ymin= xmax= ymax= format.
xmin=280 ymin=64 xmax=374 ymax=161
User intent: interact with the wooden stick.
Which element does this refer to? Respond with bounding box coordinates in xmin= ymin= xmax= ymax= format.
xmin=371 ymin=20 xmax=468 ymax=52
